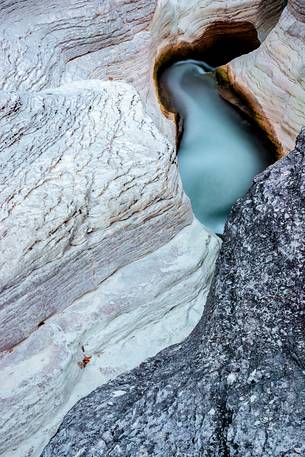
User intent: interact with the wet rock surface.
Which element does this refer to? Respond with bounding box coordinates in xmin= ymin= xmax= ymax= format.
xmin=43 ymin=130 xmax=305 ymax=456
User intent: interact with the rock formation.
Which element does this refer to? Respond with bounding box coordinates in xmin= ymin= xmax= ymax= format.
xmin=0 ymin=0 xmax=303 ymax=456
xmin=224 ymin=0 xmax=305 ymax=155
xmin=0 ymin=75 xmax=219 ymax=457
xmin=43 ymin=127 xmax=305 ymax=457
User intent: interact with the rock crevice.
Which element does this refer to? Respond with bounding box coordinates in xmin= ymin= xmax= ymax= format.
xmin=0 ymin=0 xmax=304 ymax=455
xmin=43 ymin=128 xmax=305 ymax=457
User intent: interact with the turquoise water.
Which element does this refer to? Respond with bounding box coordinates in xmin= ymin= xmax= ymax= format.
xmin=160 ymin=60 xmax=274 ymax=234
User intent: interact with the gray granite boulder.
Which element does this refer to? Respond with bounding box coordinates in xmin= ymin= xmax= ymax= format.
xmin=42 ymin=129 xmax=305 ymax=456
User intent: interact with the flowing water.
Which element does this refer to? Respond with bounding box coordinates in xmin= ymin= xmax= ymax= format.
xmin=160 ymin=60 xmax=274 ymax=234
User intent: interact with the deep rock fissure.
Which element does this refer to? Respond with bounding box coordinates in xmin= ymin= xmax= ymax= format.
xmin=41 ymin=10 xmax=305 ymax=457
xmin=159 ymin=60 xmax=276 ymax=234
xmin=156 ymin=22 xmax=277 ymax=233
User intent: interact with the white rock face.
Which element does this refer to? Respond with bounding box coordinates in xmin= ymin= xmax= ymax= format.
xmin=1 ymin=78 xmax=215 ymax=456
xmin=0 ymin=0 xmax=156 ymax=92
xmin=0 ymin=0 xmax=297 ymax=455
xmin=0 ymin=1 xmax=217 ymax=456
xmin=151 ymin=0 xmax=286 ymax=46
xmin=1 ymin=219 xmax=220 ymax=457
xmin=227 ymin=2 xmax=305 ymax=154
xmin=0 ymin=80 xmax=191 ymax=352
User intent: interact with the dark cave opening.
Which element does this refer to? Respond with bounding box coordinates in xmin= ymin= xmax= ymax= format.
xmin=154 ymin=21 xmax=260 ymax=95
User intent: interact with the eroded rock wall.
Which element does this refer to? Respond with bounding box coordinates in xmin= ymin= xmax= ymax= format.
xmin=0 ymin=0 xmax=302 ymax=456
xmin=43 ymin=127 xmax=305 ymax=457
xmin=226 ymin=0 xmax=305 ymax=154
xmin=0 ymin=80 xmax=191 ymax=351
xmin=2 ymin=219 xmax=219 ymax=457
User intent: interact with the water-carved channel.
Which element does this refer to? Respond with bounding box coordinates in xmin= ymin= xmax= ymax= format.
xmin=159 ymin=60 xmax=275 ymax=234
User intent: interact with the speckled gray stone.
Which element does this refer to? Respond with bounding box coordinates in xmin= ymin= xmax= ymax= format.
xmin=42 ymin=129 xmax=305 ymax=456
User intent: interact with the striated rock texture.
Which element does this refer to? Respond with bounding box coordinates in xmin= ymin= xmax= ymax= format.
xmin=0 ymin=0 xmax=302 ymax=456
xmin=0 ymin=79 xmax=222 ymax=457
xmin=1 ymin=218 xmax=219 ymax=457
xmin=226 ymin=0 xmax=305 ymax=155
xmin=0 ymin=0 xmax=156 ymax=93
xmin=0 ymin=80 xmax=191 ymax=352
xmin=291 ymin=0 xmax=305 ymax=19
xmin=43 ymin=130 xmax=305 ymax=457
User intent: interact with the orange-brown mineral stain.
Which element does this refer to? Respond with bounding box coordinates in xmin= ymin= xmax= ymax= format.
xmin=78 ymin=355 xmax=92 ymax=369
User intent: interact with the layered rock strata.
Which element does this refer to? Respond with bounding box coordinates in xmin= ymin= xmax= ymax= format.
xmin=0 ymin=80 xmax=192 ymax=352
xmin=0 ymin=0 xmax=301 ymax=456
xmin=43 ymin=128 xmax=305 ymax=457
xmin=2 ymin=218 xmax=219 ymax=457
xmin=225 ymin=0 xmax=305 ymax=155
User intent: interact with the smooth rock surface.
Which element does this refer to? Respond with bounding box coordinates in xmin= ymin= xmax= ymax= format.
xmin=0 ymin=0 xmax=302 ymax=456
xmin=43 ymin=128 xmax=305 ymax=457
xmin=2 ymin=219 xmax=219 ymax=457
xmin=227 ymin=1 xmax=305 ymax=154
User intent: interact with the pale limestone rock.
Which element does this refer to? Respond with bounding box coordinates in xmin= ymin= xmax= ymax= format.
xmin=0 ymin=0 xmax=156 ymax=93
xmin=227 ymin=2 xmax=305 ymax=154
xmin=2 ymin=220 xmax=219 ymax=457
xmin=0 ymin=1 xmax=216 ymax=455
xmin=151 ymin=0 xmax=286 ymax=47
xmin=0 ymin=65 xmax=212 ymax=457
xmin=0 ymin=80 xmax=191 ymax=352
xmin=0 ymin=0 xmax=299 ymax=456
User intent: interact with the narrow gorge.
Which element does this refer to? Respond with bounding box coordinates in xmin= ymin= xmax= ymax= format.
xmin=0 ymin=0 xmax=305 ymax=456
